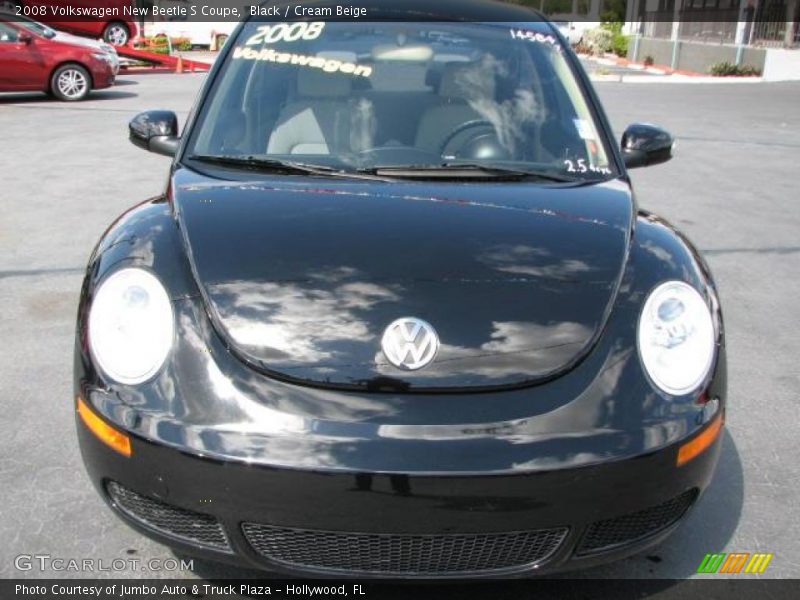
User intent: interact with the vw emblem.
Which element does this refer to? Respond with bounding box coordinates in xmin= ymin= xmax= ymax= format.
xmin=381 ymin=318 xmax=439 ymax=371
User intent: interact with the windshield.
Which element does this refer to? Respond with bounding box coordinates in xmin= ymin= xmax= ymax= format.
xmin=12 ymin=15 xmax=56 ymax=39
xmin=187 ymin=21 xmax=616 ymax=180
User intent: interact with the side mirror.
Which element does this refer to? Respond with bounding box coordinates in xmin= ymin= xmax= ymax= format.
xmin=18 ymin=33 xmax=33 ymax=44
xmin=621 ymin=123 xmax=674 ymax=169
xmin=129 ymin=110 xmax=179 ymax=157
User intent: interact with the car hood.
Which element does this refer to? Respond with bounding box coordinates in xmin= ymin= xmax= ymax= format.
xmin=54 ymin=32 xmax=103 ymax=50
xmin=49 ymin=33 xmax=117 ymax=60
xmin=172 ymin=166 xmax=633 ymax=391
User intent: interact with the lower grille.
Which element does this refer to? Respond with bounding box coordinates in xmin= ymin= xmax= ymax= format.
xmin=242 ymin=523 xmax=568 ymax=575
xmin=577 ymin=489 xmax=697 ymax=555
xmin=106 ymin=481 xmax=231 ymax=552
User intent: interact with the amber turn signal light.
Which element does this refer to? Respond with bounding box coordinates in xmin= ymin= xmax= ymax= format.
xmin=77 ymin=396 xmax=132 ymax=457
xmin=677 ymin=412 xmax=723 ymax=466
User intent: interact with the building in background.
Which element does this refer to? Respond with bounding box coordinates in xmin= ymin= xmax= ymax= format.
xmin=630 ymin=0 xmax=798 ymax=48
xmin=625 ymin=0 xmax=799 ymax=78
xmin=515 ymin=0 xmax=799 ymax=77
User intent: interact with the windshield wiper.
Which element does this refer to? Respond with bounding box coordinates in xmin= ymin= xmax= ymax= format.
xmin=188 ymin=155 xmax=585 ymax=183
xmin=187 ymin=155 xmax=392 ymax=181
xmin=364 ymin=163 xmax=581 ymax=182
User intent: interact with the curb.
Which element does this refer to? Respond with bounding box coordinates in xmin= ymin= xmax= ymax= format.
xmin=589 ymin=73 xmax=765 ymax=84
xmin=581 ymin=54 xmax=766 ymax=84
xmin=621 ymin=75 xmax=765 ymax=83
xmin=580 ymin=53 xmax=699 ymax=77
xmin=589 ymin=74 xmax=623 ymax=82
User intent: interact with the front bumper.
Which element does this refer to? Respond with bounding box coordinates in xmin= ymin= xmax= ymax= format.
xmin=74 ymin=202 xmax=727 ymax=577
xmin=77 ymin=408 xmax=722 ymax=578
xmin=89 ymin=61 xmax=115 ymax=89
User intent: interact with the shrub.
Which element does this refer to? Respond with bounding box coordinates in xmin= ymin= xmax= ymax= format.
xmin=584 ymin=27 xmax=613 ymax=55
xmin=643 ymin=55 xmax=655 ymax=66
xmin=709 ymin=61 xmax=761 ymax=77
xmin=148 ymin=35 xmax=170 ymax=55
xmin=611 ymin=32 xmax=629 ymax=57
xmin=172 ymin=37 xmax=192 ymax=52
xmin=584 ymin=23 xmax=629 ymax=57
xmin=573 ymin=40 xmax=592 ymax=56
xmin=134 ymin=35 xmax=193 ymax=55
xmin=600 ymin=21 xmax=623 ymax=35
xmin=740 ymin=64 xmax=761 ymax=76
xmin=600 ymin=21 xmax=629 ymax=58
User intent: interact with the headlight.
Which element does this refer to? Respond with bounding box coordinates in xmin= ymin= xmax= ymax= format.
xmin=88 ymin=268 xmax=174 ymax=384
xmin=91 ymin=52 xmax=112 ymax=62
xmin=637 ymin=280 xmax=715 ymax=395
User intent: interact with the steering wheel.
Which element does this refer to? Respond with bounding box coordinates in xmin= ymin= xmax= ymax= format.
xmin=439 ymin=119 xmax=495 ymax=156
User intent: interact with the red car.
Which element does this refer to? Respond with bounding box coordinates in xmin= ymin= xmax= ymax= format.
xmin=1 ymin=0 xmax=138 ymax=46
xmin=0 ymin=13 xmax=115 ymax=100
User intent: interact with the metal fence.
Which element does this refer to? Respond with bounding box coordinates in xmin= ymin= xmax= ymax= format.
xmin=641 ymin=5 xmax=798 ymax=47
xmin=752 ymin=3 xmax=799 ymax=46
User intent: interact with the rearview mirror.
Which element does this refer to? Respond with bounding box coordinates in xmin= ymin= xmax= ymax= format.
xmin=621 ymin=123 xmax=674 ymax=169
xmin=129 ymin=110 xmax=179 ymax=157
xmin=18 ymin=32 xmax=33 ymax=44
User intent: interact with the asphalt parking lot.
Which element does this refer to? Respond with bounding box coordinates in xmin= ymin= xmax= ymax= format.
xmin=1 ymin=73 xmax=799 ymax=584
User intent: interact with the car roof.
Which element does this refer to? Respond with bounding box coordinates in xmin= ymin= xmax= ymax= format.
xmin=251 ymin=0 xmax=546 ymax=23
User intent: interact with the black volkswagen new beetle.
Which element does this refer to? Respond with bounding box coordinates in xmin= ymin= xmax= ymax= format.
xmin=75 ymin=0 xmax=726 ymax=578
